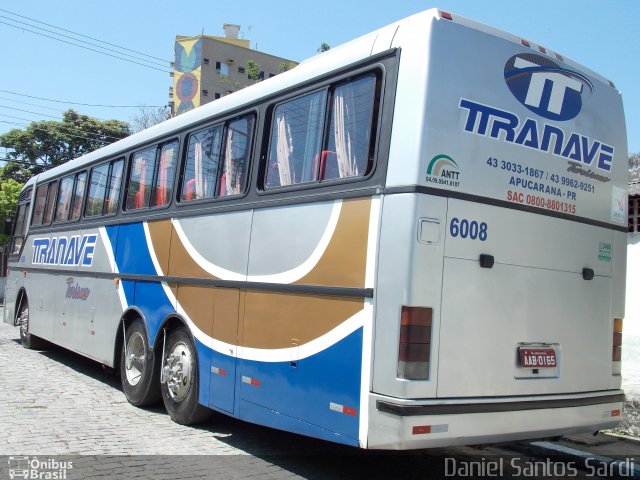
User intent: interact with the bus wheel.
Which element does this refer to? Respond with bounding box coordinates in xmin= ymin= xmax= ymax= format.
xmin=120 ymin=319 xmax=161 ymax=406
xmin=18 ymin=298 xmax=46 ymax=350
xmin=160 ymin=327 xmax=211 ymax=425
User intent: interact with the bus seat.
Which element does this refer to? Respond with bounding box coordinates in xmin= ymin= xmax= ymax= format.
xmin=219 ymin=173 xmax=227 ymax=197
xmin=135 ymin=186 xmax=145 ymax=209
xmin=319 ymin=150 xmax=338 ymax=180
xmin=184 ymin=179 xmax=196 ymax=200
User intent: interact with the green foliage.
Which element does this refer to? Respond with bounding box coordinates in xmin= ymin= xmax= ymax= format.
xmin=0 ymin=109 xmax=130 ymax=184
xmin=246 ymin=60 xmax=261 ymax=81
xmin=0 ymin=175 xmax=23 ymax=245
xmin=279 ymin=61 xmax=297 ymax=72
xmin=317 ymin=42 xmax=331 ymax=53
xmin=630 ymin=152 xmax=640 ymax=171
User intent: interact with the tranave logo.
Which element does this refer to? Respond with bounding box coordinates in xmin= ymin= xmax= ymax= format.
xmin=504 ymin=53 xmax=592 ymax=121
xmin=426 ymin=154 xmax=460 ymax=187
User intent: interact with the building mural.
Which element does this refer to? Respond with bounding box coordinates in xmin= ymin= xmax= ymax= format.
xmin=173 ymin=38 xmax=202 ymax=115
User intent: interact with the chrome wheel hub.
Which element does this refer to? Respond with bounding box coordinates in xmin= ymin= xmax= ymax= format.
xmin=162 ymin=342 xmax=192 ymax=402
xmin=125 ymin=332 xmax=146 ymax=386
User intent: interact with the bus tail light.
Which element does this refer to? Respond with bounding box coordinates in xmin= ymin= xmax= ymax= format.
xmin=397 ymin=307 xmax=432 ymax=380
xmin=613 ymin=318 xmax=623 ymax=361
xmin=612 ymin=318 xmax=622 ymax=375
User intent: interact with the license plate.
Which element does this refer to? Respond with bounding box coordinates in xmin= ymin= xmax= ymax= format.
xmin=519 ymin=347 xmax=557 ymax=368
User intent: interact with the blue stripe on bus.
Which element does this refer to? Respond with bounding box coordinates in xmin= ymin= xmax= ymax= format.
xmin=110 ymin=223 xmax=157 ymax=276
xmin=106 ymin=222 xmax=173 ymax=344
xmin=237 ymin=327 xmax=363 ymax=444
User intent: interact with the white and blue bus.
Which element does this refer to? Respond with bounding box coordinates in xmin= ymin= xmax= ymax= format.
xmin=4 ymin=9 xmax=627 ymax=449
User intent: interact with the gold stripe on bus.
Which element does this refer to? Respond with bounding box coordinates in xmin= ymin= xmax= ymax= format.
xmin=294 ymin=197 xmax=371 ymax=288
xmin=241 ymin=291 xmax=363 ymax=349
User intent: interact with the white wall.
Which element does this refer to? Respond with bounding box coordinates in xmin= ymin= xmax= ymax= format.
xmin=626 ymin=235 xmax=640 ymax=336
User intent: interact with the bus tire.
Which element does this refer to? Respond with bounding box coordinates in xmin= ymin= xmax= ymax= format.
xmin=160 ymin=327 xmax=211 ymax=425
xmin=18 ymin=298 xmax=47 ymax=350
xmin=120 ymin=319 xmax=161 ymax=407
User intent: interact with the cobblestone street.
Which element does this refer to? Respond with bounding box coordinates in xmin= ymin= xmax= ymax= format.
xmin=0 ymin=321 xmax=461 ymax=479
xmin=2 ymin=320 xmax=636 ymax=480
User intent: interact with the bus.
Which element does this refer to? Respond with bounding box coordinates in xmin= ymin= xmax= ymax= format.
xmin=4 ymin=9 xmax=627 ymax=449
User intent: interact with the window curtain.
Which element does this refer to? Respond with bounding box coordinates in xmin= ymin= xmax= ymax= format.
xmin=194 ymin=140 xmax=204 ymax=198
xmin=276 ymin=112 xmax=293 ymax=186
xmin=333 ymin=85 xmax=358 ymax=178
xmin=223 ymin=129 xmax=236 ymax=195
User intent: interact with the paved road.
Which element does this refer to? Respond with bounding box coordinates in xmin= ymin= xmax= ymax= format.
xmin=0 ymin=321 xmax=624 ymax=479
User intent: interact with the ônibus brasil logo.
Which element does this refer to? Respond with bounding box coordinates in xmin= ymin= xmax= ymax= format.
xmin=426 ymin=154 xmax=460 ymax=187
xmin=504 ymin=53 xmax=592 ymax=121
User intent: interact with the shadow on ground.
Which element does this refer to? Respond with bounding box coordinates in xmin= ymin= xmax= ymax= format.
xmin=10 ymin=334 xmax=489 ymax=479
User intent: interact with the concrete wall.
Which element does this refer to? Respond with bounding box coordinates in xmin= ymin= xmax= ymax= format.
xmin=626 ymin=235 xmax=640 ymax=336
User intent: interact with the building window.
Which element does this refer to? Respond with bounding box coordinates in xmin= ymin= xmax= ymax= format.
xmin=216 ymin=61 xmax=230 ymax=76
xmin=214 ymin=93 xmax=221 ymax=100
xmin=259 ymin=71 xmax=265 ymax=80
xmin=202 ymin=90 xmax=208 ymax=97
xmin=238 ymin=66 xmax=245 ymax=74
xmin=269 ymin=73 xmax=276 ymax=78
xmin=629 ymin=195 xmax=639 ymax=233
xmin=203 ymin=58 xmax=210 ymax=65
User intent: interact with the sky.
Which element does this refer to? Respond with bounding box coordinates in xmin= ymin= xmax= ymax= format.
xmin=0 ymin=0 xmax=637 ymax=156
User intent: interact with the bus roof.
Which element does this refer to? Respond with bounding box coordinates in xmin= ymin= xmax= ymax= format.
xmin=25 ymin=8 xmax=618 ymax=189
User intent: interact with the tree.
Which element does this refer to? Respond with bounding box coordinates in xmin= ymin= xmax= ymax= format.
xmin=317 ymin=42 xmax=331 ymax=53
xmin=0 ymin=176 xmax=22 ymax=246
xmin=630 ymin=153 xmax=640 ymax=184
xmin=129 ymin=105 xmax=169 ymax=133
xmin=279 ymin=61 xmax=297 ymax=72
xmin=0 ymin=109 xmax=131 ymax=183
xmin=246 ymin=60 xmax=261 ymax=81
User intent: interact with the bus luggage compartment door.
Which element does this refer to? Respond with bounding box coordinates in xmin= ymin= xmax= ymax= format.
xmin=436 ymin=199 xmax=615 ymax=398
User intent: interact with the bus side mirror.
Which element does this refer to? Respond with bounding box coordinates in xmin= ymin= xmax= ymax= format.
xmin=4 ymin=217 xmax=13 ymax=235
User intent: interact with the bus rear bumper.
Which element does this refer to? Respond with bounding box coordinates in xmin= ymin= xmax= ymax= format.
xmin=366 ymin=391 xmax=624 ymax=450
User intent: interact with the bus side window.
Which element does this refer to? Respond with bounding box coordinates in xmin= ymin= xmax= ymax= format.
xmin=104 ymin=159 xmax=124 ymax=215
xmin=69 ymin=172 xmax=87 ymax=221
xmin=181 ymin=126 xmax=222 ymax=202
xmin=323 ymin=74 xmax=377 ymax=180
xmin=219 ymin=116 xmax=253 ymax=197
xmin=55 ymin=175 xmax=75 ymax=222
xmin=86 ymin=163 xmax=110 ymax=217
xmin=265 ymin=91 xmax=326 ymax=188
xmin=31 ymin=184 xmax=48 ymax=226
xmin=127 ymin=147 xmax=157 ymax=210
xmin=151 ymin=141 xmax=178 ymax=207
xmin=42 ymin=181 xmax=58 ymax=225
xmin=10 ymin=199 xmax=30 ymax=255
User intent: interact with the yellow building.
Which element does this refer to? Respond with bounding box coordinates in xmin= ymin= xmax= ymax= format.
xmin=171 ymin=24 xmax=297 ymax=115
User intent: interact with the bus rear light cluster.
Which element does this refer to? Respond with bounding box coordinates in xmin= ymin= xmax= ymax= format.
xmin=613 ymin=318 xmax=623 ymax=362
xmin=397 ymin=306 xmax=432 ymax=380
